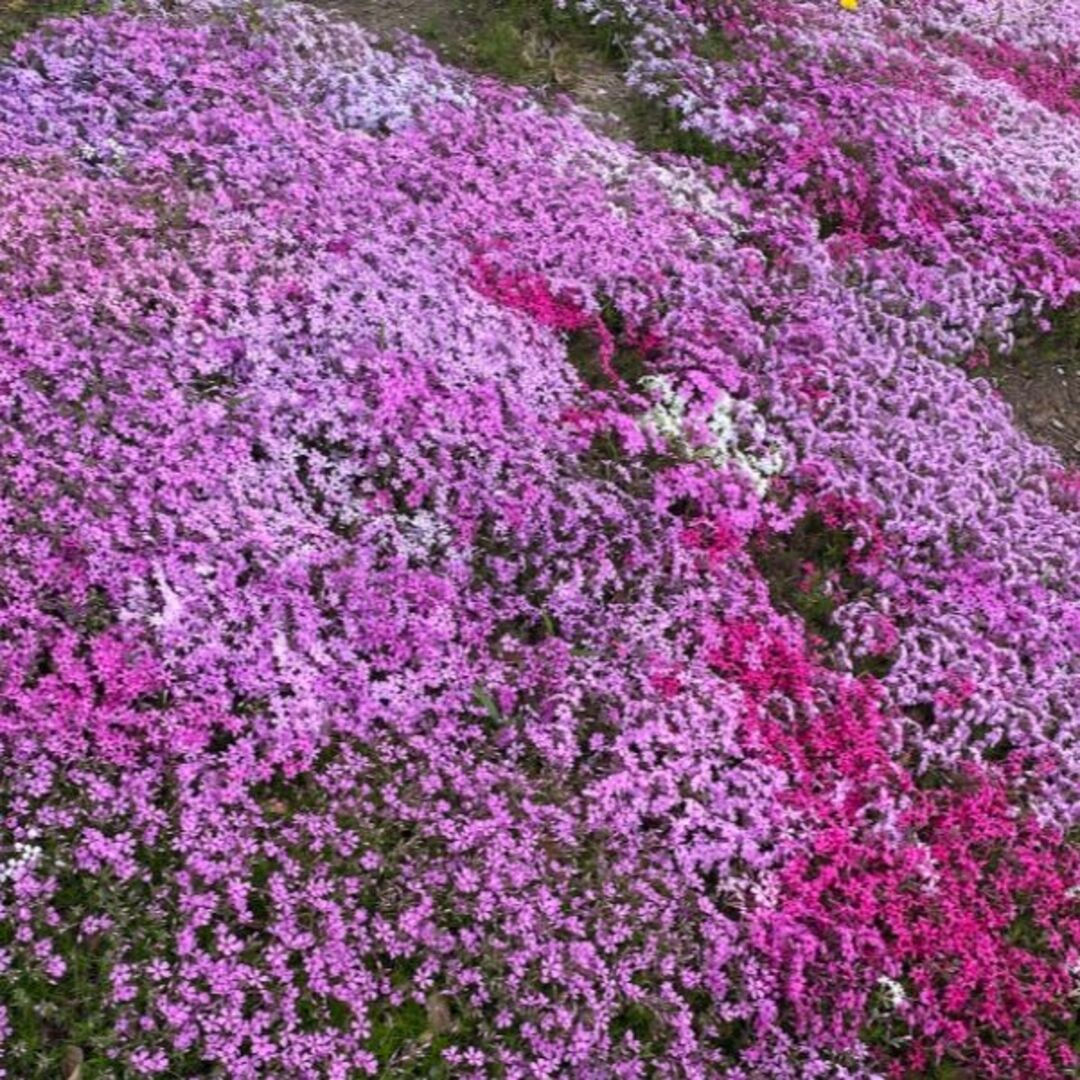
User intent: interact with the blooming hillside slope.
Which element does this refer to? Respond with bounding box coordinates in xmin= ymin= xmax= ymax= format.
xmin=0 ymin=1 xmax=1078 ymax=1077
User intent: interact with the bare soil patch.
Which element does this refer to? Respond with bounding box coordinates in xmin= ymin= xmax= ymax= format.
xmin=991 ymin=323 xmax=1080 ymax=464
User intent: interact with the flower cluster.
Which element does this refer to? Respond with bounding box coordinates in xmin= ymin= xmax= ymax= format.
xmin=0 ymin=1 xmax=1078 ymax=1077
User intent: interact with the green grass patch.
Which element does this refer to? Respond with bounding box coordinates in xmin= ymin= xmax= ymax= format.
xmin=419 ymin=0 xmax=630 ymax=80
xmin=416 ymin=0 xmax=760 ymax=177
xmin=0 ymin=0 xmax=88 ymax=51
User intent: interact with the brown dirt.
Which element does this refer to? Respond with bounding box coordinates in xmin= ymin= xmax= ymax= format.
xmin=990 ymin=330 xmax=1080 ymax=464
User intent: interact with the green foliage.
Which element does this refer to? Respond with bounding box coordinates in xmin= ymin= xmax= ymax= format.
xmin=567 ymin=325 xmax=649 ymax=392
xmin=470 ymin=13 xmax=527 ymax=77
xmin=565 ymin=294 xmax=651 ymax=392
xmin=367 ymin=999 xmax=456 ymax=1074
xmin=626 ymin=99 xmax=761 ymax=181
xmin=693 ymin=26 xmax=737 ymax=63
xmin=609 ymin=1000 xmax=655 ymax=1041
xmin=754 ymin=510 xmax=855 ymax=646
xmin=996 ymin=298 xmax=1080 ymax=372
xmin=1046 ymin=300 xmax=1080 ymax=365
xmin=0 ymin=838 xmax=182 ymax=1078
xmin=0 ymin=0 xmax=88 ymax=51
xmin=430 ymin=0 xmax=758 ymax=177
xmin=608 ymin=998 xmax=672 ymax=1056
xmin=463 ymin=0 xmax=630 ymax=80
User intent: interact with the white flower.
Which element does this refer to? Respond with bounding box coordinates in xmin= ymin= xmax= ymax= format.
xmin=0 ymin=842 xmax=43 ymax=884
xmin=150 ymin=565 xmax=184 ymax=629
xmin=640 ymin=375 xmax=785 ymax=494
xmin=876 ymin=975 xmax=907 ymax=1009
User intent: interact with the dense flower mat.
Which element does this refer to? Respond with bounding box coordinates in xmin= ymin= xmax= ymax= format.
xmin=0 ymin=1 xmax=1079 ymax=1076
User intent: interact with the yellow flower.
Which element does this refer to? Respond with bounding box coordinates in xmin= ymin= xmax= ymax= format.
xmin=840 ymin=0 xmax=859 ymax=9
